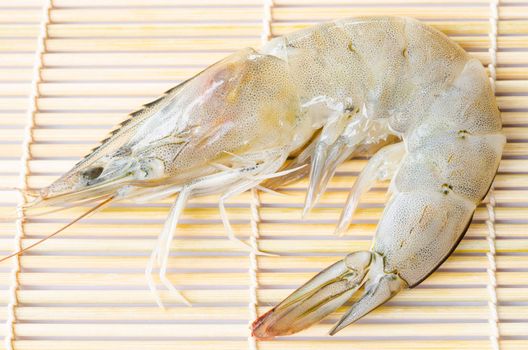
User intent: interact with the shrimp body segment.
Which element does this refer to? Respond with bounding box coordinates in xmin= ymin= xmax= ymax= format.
xmin=23 ymin=16 xmax=503 ymax=330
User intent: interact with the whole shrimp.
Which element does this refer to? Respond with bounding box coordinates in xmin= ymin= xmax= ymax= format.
xmin=2 ymin=16 xmax=503 ymax=335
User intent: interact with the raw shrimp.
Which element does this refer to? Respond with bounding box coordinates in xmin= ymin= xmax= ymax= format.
xmin=3 ymin=17 xmax=503 ymax=331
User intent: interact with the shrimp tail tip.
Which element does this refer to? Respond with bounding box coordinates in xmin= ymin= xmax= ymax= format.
xmin=251 ymin=251 xmax=406 ymax=338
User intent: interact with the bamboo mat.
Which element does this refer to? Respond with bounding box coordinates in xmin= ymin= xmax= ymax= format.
xmin=0 ymin=0 xmax=527 ymax=349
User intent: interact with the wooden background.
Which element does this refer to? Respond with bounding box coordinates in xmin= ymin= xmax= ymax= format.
xmin=0 ymin=0 xmax=527 ymax=349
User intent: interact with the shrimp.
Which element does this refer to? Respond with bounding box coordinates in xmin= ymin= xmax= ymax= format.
xmin=3 ymin=16 xmax=503 ymax=326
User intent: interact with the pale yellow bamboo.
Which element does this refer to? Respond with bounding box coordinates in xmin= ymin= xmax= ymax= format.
xmin=0 ymin=11 xmax=40 ymax=23
xmin=1 ymin=271 xmax=525 ymax=288
xmin=0 ymin=237 xmax=526 ymax=254
xmin=52 ymin=0 xmax=263 ymax=5
xmin=0 ymin=24 xmax=39 ymax=38
xmin=41 ymin=52 xmax=228 ymax=67
xmin=5 ymin=322 xmax=527 ymax=338
xmin=45 ymin=38 xmax=259 ymax=52
xmin=5 ymin=0 xmax=527 ymax=6
xmin=9 ymin=340 xmax=514 ymax=350
xmin=3 ymin=7 xmax=521 ymax=23
xmin=8 ymin=305 xmax=528 ymax=322
xmin=38 ymin=68 xmax=198 ymax=81
xmin=0 ymin=54 xmax=33 ymax=67
xmin=49 ymin=8 xmax=263 ymax=22
xmin=4 ymin=221 xmax=528 ymax=241
xmin=0 ymin=98 xmax=28 ymax=110
xmin=274 ymin=21 xmax=528 ymax=36
xmin=6 ymin=287 xmax=527 ymax=305
xmin=272 ymin=6 xmax=528 ymax=20
xmin=0 ymin=201 xmax=526 ymax=222
xmin=0 ymin=70 xmax=35 ymax=81
xmin=2 ymin=21 xmax=518 ymax=38
xmin=278 ymin=0 xmax=528 ymax=4
xmin=10 ymin=255 xmax=527 ymax=270
xmin=0 ymin=83 xmax=31 ymax=96
xmin=46 ymin=23 xmax=263 ymax=37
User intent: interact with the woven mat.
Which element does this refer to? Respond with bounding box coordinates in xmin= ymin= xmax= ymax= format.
xmin=0 ymin=0 xmax=527 ymax=349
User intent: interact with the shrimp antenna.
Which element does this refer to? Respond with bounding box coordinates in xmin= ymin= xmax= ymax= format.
xmin=0 ymin=196 xmax=115 ymax=264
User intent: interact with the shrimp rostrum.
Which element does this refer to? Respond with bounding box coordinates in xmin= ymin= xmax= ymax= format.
xmin=10 ymin=16 xmax=503 ymax=333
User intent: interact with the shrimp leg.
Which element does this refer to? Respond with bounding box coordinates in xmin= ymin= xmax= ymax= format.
xmin=304 ymin=111 xmax=392 ymax=216
xmin=219 ymin=150 xmax=302 ymax=255
xmin=146 ymin=187 xmax=192 ymax=308
xmin=219 ymin=179 xmax=262 ymax=252
xmin=335 ymin=142 xmax=406 ymax=236
xmin=304 ymin=111 xmax=351 ymax=216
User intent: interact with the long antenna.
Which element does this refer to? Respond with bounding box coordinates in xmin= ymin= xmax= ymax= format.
xmin=0 ymin=196 xmax=114 ymax=264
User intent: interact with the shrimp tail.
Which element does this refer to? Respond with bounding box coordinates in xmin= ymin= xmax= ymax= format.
xmin=251 ymin=251 xmax=406 ymax=339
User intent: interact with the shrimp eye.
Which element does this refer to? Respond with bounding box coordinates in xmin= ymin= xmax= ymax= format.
xmin=81 ymin=166 xmax=104 ymax=180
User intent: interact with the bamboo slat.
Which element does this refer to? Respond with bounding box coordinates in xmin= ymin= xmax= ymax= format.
xmin=0 ymin=1 xmax=527 ymax=350
xmin=8 ymin=340 xmax=527 ymax=350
